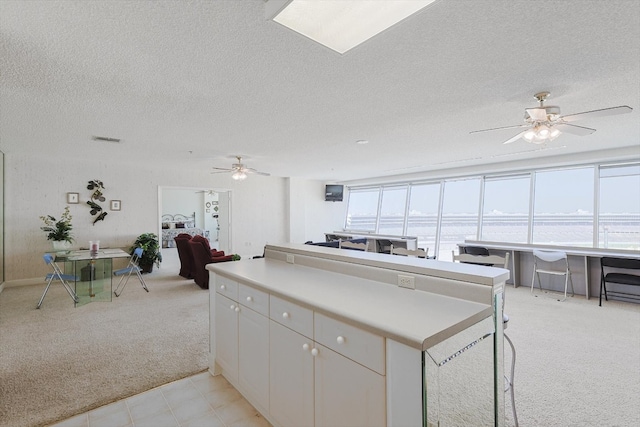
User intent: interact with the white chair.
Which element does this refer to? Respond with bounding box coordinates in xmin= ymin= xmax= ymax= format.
xmin=391 ymin=245 xmax=429 ymax=258
xmin=338 ymin=240 xmax=369 ymax=251
xmin=531 ymin=250 xmax=574 ymax=301
xmin=113 ymin=248 xmax=148 ymax=297
xmin=452 ymin=249 xmax=517 ymax=426
xmin=38 ymin=254 xmax=80 ymax=308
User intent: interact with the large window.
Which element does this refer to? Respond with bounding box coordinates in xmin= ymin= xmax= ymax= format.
xmin=345 ymin=188 xmax=379 ymax=231
xmin=406 ymin=183 xmax=441 ymax=253
xmin=481 ymin=175 xmax=530 ymax=243
xmin=532 ymin=167 xmax=594 ymax=247
xmin=599 ymin=164 xmax=640 ymax=250
xmin=438 ymin=178 xmax=481 ymax=260
xmin=378 ymin=186 xmax=408 ymax=235
xmin=343 ymin=160 xmax=640 ymax=258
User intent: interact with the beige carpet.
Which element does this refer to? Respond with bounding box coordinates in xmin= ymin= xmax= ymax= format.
xmin=0 ymin=249 xmax=209 ymax=427
xmin=2 ymin=250 xmax=639 ymax=427
xmin=503 ymin=284 xmax=640 ymax=427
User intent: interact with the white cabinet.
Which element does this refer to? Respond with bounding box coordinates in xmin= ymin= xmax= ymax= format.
xmin=268 ymin=295 xmax=386 ymax=427
xmin=216 ymin=278 xmax=387 ymax=427
xmin=314 ymin=343 xmax=385 ymax=427
xmin=238 ymin=288 xmax=270 ymax=412
xmin=269 ymin=320 xmax=315 ymax=427
xmin=215 ymin=293 xmax=239 ymax=381
xmin=216 ymin=280 xmax=270 ymax=412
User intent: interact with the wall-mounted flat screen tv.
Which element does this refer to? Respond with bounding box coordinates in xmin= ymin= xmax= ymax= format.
xmin=325 ymin=184 xmax=344 ymax=202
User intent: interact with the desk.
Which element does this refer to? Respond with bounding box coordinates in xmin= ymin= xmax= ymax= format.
xmin=325 ymin=231 xmax=418 ymax=253
xmin=52 ymin=249 xmax=130 ymax=306
xmin=460 ymin=241 xmax=640 ymax=300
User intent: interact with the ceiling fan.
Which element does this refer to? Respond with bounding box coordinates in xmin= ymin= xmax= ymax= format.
xmin=470 ymin=92 xmax=632 ymax=145
xmin=211 ymin=156 xmax=270 ymax=180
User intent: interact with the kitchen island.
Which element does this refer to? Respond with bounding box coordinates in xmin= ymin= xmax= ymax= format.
xmin=208 ymin=243 xmax=509 ymax=427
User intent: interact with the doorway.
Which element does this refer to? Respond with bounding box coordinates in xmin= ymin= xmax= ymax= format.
xmin=158 ymin=186 xmax=231 ymax=253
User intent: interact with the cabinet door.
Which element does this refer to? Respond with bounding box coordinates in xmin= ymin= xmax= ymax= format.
xmin=215 ymin=294 xmax=239 ymax=381
xmin=269 ymin=320 xmax=314 ymax=427
xmin=239 ymin=306 xmax=269 ymax=411
xmin=314 ymin=344 xmax=386 ymax=427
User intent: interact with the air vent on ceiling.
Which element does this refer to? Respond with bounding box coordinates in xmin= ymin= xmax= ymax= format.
xmin=92 ymin=136 xmax=121 ymax=143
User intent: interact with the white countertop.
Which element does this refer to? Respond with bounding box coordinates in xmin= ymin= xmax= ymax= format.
xmin=208 ymin=257 xmax=494 ymax=351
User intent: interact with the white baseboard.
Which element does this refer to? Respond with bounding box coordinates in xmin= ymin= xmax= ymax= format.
xmin=2 ymin=278 xmax=42 ymax=288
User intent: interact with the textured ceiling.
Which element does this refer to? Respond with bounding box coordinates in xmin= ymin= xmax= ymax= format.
xmin=1 ymin=0 xmax=639 ymax=182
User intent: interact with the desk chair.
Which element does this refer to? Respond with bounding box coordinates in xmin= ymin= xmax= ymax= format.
xmin=391 ymin=245 xmax=430 ymax=258
xmin=38 ymin=254 xmax=79 ymax=308
xmin=113 ymin=248 xmax=148 ymax=297
xmin=452 ymin=251 xmax=518 ymax=426
xmin=600 ymin=257 xmax=640 ymax=306
xmin=531 ymin=250 xmax=574 ymax=301
xmin=338 ymin=240 xmax=369 ymax=251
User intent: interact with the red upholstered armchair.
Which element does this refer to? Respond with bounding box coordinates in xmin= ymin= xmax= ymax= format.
xmin=188 ymin=238 xmax=234 ymax=289
xmin=191 ymin=235 xmax=226 ymax=258
xmin=174 ymin=233 xmax=194 ymax=279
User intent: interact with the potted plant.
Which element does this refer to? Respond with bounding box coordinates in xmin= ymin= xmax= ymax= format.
xmin=40 ymin=206 xmax=74 ymax=250
xmin=130 ymin=233 xmax=162 ymax=273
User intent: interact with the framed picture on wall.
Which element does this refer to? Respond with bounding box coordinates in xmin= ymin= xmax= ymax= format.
xmin=67 ymin=192 xmax=79 ymax=204
xmin=110 ymin=200 xmax=121 ymax=211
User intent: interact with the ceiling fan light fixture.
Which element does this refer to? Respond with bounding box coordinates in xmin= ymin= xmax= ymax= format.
xmin=523 ymin=129 xmax=537 ymax=142
xmin=232 ymin=170 xmax=247 ymax=181
xmin=537 ymin=124 xmax=550 ymax=139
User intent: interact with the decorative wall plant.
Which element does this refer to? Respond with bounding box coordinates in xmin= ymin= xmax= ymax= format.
xmin=86 ymin=179 xmax=108 ymax=225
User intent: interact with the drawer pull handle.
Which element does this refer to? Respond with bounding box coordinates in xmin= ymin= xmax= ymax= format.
xmin=220 ymin=285 xmax=226 ymax=290
xmin=234 ymin=306 xmax=240 ymax=313
xmin=302 ymin=343 xmax=310 ymax=351
xmin=336 ymin=336 xmax=345 ymax=344
xmin=246 ymin=296 xmax=253 ymax=302
xmin=311 ymin=348 xmax=319 ymax=357
xmin=282 ymin=312 xmax=290 ymax=319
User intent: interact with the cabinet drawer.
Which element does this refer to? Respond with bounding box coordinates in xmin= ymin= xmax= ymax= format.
xmin=314 ymin=313 xmax=385 ymax=375
xmin=270 ymin=295 xmax=313 ymax=339
xmin=239 ymin=283 xmax=269 ymax=316
xmin=216 ymin=275 xmax=238 ymax=301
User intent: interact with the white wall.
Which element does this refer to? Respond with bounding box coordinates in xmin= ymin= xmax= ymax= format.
xmin=3 ymin=152 xmax=290 ymax=283
xmin=286 ymin=178 xmax=347 ymax=244
xmin=162 ymin=188 xmax=201 ymax=226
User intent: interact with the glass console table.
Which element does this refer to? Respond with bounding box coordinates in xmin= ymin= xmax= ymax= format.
xmin=50 ymin=249 xmax=130 ymax=307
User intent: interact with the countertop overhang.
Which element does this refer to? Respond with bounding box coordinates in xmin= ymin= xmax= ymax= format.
xmin=208 ymin=244 xmax=500 ymax=350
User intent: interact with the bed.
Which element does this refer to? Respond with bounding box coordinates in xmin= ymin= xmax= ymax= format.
xmin=161 ymin=213 xmax=206 ymax=248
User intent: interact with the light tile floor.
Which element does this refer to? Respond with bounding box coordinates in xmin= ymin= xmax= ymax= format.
xmin=49 ymin=372 xmax=271 ymax=427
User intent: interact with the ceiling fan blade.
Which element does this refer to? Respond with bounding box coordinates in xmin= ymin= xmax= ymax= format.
xmin=211 ymin=167 xmax=233 ymax=172
xmin=502 ymin=131 xmax=527 ymax=145
xmin=525 ymin=108 xmax=547 ymax=121
xmin=211 ymin=170 xmax=232 ymax=174
xmin=245 ymin=168 xmax=271 ymax=176
xmin=470 ymin=124 xmax=529 ymax=134
xmin=554 ymin=123 xmax=596 ymax=136
xmin=561 ymin=105 xmax=632 ymax=122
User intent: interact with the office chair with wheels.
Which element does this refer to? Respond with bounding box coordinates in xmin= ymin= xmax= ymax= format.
xmin=113 ymin=248 xmax=148 ymax=297
xmin=531 ymin=250 xmax=574 ymax=301
xmin=38 ymin=254 xmax=79 ymax=308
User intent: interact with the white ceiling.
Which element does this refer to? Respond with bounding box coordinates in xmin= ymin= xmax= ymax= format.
xmin=1 ymin=0 xmax=639 ymax=182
